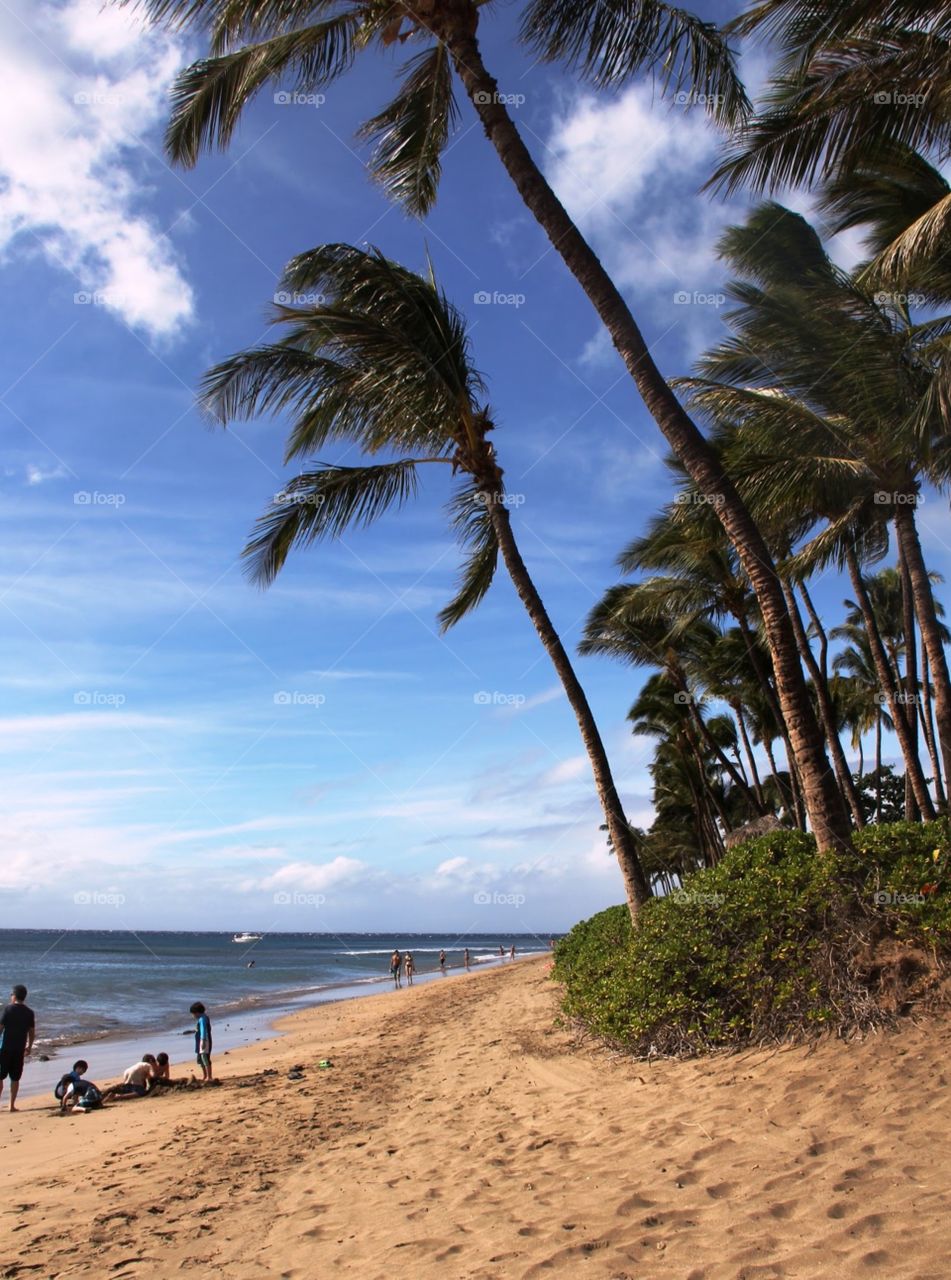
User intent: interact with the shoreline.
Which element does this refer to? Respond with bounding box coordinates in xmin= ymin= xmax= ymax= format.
xmin=1 ymin=955 xmax=948 ymax=1278
xmin=15 ymin=951 xmax=537 ymax=1100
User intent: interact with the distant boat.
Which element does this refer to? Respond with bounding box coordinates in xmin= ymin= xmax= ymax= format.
xmin=232 ymin=932 xmax=263 ymax=943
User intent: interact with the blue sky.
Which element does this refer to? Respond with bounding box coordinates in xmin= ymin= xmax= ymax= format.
xmin=2 ymin=0 xmax=950 ymax=932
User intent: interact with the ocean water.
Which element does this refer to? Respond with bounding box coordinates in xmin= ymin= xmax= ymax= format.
xmin=0 ymin=931 xmax=552 ymax=1051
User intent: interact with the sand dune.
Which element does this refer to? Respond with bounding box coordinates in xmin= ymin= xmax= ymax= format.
xmin=0 ymin=956 xmax=948 ymax=1278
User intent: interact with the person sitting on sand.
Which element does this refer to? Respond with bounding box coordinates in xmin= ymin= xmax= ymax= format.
xmin=101 ymin=1055 xmax=158 ymax=1102
xmin=390 ymin=949 xmax=402 ymax=989
xmin=404 ymin=952 xmax=415 ymax=986
xmin=190 ymin=1003 xmax=213 ymax=1083
xmin=56 ymin=1060 xmax=102 ymax=1113
xmin=0 ymin=984 xmax=35 ymax=1113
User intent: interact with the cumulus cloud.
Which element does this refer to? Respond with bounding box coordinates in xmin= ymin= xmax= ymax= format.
xmin=0 ymin=0 xmax=194 ymax=341
xmin=543 ymin=87 xmax=745 ymax=353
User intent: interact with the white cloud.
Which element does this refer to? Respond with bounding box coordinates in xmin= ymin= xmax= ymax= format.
xmin=257 ymin=857 xmax=369 ymax=893
xmin=0 ymin=1 xmax=194 ymax=341
xmin=26 ymin=463 xmax=67 ymax=486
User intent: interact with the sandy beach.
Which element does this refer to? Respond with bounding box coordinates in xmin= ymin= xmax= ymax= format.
xmin=0 ymin=955 xmax=948 ymax=1279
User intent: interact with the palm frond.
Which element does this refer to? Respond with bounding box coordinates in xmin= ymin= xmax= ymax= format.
xmin=437 ymin=479 xmax=500 ymax=631
xmin=243 ymin=461 xmax=421 ymax=585
xmin=519 ymin=0 xmax=750 ymax=125
xmin=358 ymin=44 xmax=458 ymax=217
xmin=165 ymin=15 xmax=359 ymax=166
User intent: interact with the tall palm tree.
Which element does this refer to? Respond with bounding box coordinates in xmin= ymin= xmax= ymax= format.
xmin=677 ymin=203 xmax=951 ymax=816
xmin=199 ymin=242 xmax=652 ymax=916
xmin=126 ymin=0 xmax=853 ymax=853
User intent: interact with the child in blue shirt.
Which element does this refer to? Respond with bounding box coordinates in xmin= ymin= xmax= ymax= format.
xmin=189 ymin=1002 xmax=213 ymax=1083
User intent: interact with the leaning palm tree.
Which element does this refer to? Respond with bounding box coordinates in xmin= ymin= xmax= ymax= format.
xmin=125 ymin=0 xmax=853 ymax=853
xmin=200 ymin=242 xmax=651 ymax=917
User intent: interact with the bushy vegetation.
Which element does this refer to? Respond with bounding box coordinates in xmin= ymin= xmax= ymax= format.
xmin=554 ymin=822 xmax=951 ymax=1057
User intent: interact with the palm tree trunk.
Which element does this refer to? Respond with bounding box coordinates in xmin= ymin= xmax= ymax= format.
xmin=486 ymin=500 xmax=651 ymax=918
xmin=443 ymin=26 xmax=852 ymax=853
xmin=735 ymin=703 xmax=765 ymax=809
xmin=844 ymin=544 xmax=935 ymax=819
xmin=798 ymin=580 xmax=829 ymax=684
xmin=857 ymin=735 xmax=864 ymax=781
xmin=681 ymin=692 xmax=764 ymax=814
xmin=899 ymin=548 xmax=920 ymax=821
xmin=893 ymin=502 xmax=951 ymax=796
xmin=920 ymin=646 xmax=946 ymax=808
xmin=735 ymin=612 xmax=807 ymax=828
xmin=782 ymin=579 xmax=863 ymax=826
xmin=876 ymin=711 xmax=883 ymax=822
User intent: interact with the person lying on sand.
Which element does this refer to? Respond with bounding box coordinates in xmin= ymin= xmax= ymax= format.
xmin=101 ymin=1055 xmax=158 ymax=1102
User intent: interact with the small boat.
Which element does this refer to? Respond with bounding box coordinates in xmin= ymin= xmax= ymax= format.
xmin=232 ymin=932 xmax=263 ymax=943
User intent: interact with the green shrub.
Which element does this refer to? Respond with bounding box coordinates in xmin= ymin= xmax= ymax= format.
xmin=553 ymin=821 xmax=951 ymax=1057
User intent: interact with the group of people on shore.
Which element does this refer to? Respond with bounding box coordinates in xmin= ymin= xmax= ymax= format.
xmin=388 ymin=944 xmax=518 ymax=989
xmin=0 ymin=986 xmax=215 ymax=1114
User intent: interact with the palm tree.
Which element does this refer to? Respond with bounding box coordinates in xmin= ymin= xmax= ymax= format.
xmin=714 ymin=2 xmax=951 ymax=196
xmin=199 ymin=242 xmax=651 ymax=916
xmin=677 ymin=203 xmax=951 ymax=817
xmin=127 ymin=0 xmax=853 ymax=853
xmin=831 ymin=626 xmax=894 ymax=823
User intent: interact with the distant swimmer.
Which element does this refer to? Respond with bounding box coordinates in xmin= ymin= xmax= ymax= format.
xmin=247 ymin=961 xmax=255 ymax=968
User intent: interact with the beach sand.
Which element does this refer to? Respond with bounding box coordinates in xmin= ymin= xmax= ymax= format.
xmin=0 ymin=955 xmax=948 ymax=1279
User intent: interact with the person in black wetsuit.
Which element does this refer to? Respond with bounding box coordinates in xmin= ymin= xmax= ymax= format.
xmin=0 ymin=985 xmax=35 ymax=1112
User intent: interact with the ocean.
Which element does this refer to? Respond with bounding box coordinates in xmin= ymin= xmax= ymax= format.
xmin=0 ymin=930 xmax=553 ymax=1055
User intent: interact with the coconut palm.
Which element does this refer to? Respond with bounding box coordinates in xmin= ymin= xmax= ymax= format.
xmin=127 ymin=0 xmax=853 ymax=853
xmin=199 ymin=242 xmax=652 ymax=916
xmin=677 ymin=202 xmax=951 ymax=817
xmin=715 ymin=1 xmax=951 ymax=196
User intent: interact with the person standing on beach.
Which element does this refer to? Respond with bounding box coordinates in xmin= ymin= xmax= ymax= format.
xmin=439 ymin=950 xmax=447 ymax=974
xmin=498 ymin=944 xmax=504 ymax=958
xmin=190 ymin=1002 xmax=213 ymax=1083
xmin=390 ymin=949 xmax=402 ymax=989
xmin=463 ymin=948 xmax=470 ymax=971
xmin=510 ymin=943 xmax=516 ymax=961
xmin=404 ymin=953 xmax=415 ymax=986
xmin=0 ymin=985 xmax=35 ymax=1113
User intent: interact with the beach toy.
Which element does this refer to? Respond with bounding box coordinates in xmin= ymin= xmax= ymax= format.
xmin=318 ymin=1059 xmax=332 ymax=1069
